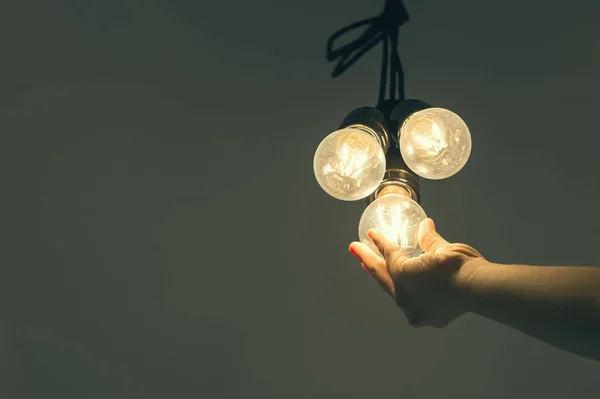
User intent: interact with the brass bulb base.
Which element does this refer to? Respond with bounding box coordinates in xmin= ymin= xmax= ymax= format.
xmin=367 ymin=168 xmax=420 ymax=206
xmin=367 ymin=149 xmax=421 ymax=205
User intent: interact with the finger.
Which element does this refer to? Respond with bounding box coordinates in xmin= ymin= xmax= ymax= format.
xmin=405 ymin=313 xmax=427 ymax=328
xmin=367 ymin=229 xmax=408 ymax=275
xmin=418 ymin=218 xmax=450 ymax=253
xmin=349 ymin=242 xmax=395 ymax=297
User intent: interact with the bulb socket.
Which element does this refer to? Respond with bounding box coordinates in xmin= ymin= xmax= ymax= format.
xmin=376 ymin=184 xmax=411 ymax=199
xmin=367 ymin=152 xmax=421 ymax=206
xmin=367 ymin=170 xmax=421 ymax=206
xmin=338 ymin=107 xmax=390 ymax=152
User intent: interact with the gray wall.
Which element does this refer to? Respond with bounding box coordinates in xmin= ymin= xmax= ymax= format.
xmin=2 ymin=0 xmax=600 ymax=397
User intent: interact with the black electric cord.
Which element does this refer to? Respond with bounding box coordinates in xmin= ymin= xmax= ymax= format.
xmin=326 ymin=0 xmax=410 ymax=105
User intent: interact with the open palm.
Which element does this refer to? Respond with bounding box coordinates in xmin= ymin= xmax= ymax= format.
xmin=350 ymin=218 xmax=487 ymax=328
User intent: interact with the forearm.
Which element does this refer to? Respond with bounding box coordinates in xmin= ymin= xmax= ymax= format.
xmin=455 ymin=260 xmax=600 ymax=361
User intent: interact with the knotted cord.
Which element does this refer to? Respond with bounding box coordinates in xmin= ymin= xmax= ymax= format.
xmin=326 ymin=0 xmax=410 ymax=105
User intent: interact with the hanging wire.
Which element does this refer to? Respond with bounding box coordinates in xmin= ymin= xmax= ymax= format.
xmin=326 ymin=0 xmax=409 ymax=105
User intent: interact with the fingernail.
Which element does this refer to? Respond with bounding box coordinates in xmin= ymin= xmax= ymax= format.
xmin=361 ymin=263 xmax=369 ymax=273
xmin=349 ymin=246 xmax=359 ymax=259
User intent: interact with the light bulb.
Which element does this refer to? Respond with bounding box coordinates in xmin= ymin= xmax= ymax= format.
xmin=358 ymin=193 xmax=427 ymax=258
xmin=314 ymin=126 xmax=386 ymax=201
xmin=399 ymin=108 xmax=471 ymax=180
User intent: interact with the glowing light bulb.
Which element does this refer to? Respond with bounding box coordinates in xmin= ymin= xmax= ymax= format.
xmin=358 ymin=193 xmax=427 ymax=258
xmin=400 ymin=108 xmax=471 ymax=180
xmin=314 ymin=126 xmax=386 ymax=201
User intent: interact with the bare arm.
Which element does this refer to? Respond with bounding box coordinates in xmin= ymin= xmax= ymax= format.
xmin=351 ymin=219 xmax=600 ymax=362
xmin=457 ymin=260 xmax=600 ymax=361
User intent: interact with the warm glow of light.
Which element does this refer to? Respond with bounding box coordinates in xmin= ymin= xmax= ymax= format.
xmin=359 ymin=194 xmax=427 ymax=258
xmin=314 ymin=126 xmax=386 ymax=201
xmin=400 ymin=108 xmax=471 ymax=180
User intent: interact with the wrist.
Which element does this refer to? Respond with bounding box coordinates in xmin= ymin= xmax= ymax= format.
xmin=452 ymin=257 xmax=493 ymax=307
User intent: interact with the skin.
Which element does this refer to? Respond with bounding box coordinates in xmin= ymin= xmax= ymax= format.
xmin=349 ymin=218 xmax=600 ymax=362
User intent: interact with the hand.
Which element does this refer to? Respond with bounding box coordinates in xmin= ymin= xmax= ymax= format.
xmin=349 ymin=218 xmax=488 ymax=328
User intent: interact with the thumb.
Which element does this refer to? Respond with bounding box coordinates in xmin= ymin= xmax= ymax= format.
xmin=418 ymin=218 xmax=450 ymax=253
